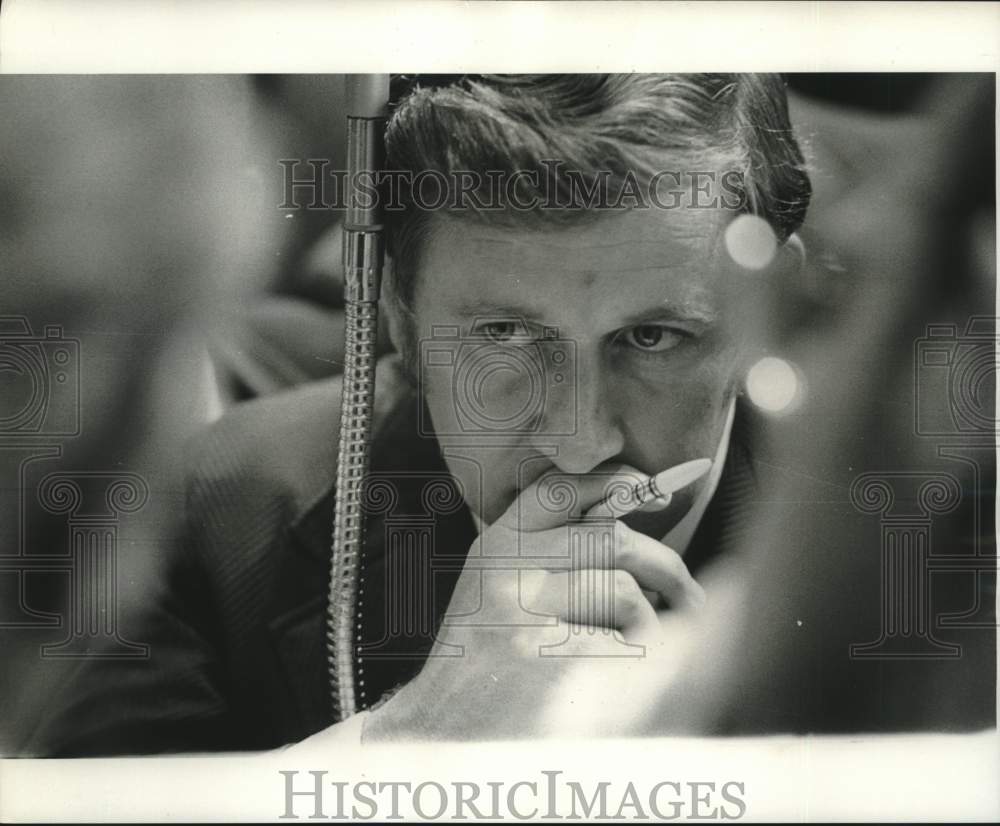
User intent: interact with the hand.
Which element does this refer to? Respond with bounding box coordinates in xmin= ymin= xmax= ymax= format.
xmin=363 ymin=464 xmax=704 ymax=740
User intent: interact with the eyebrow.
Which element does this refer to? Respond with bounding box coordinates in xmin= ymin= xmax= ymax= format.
xmin=622 ymin=303 xmax=718 ymax=326
xmin=454 ymin=299 xmax=718 ymax=326
xmin=455 ymin=299 xmax=547 ymax=322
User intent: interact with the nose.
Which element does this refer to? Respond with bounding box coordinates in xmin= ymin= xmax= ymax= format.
xmin=530 ymin=349 xmax=625 ymax=475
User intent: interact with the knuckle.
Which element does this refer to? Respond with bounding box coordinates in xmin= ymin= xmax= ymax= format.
xmin=612 ymin=520 xmax=633 ymax=556
xmin=611 ymin=527 xmax=633 ymax=564
xmin=612 ymin=580 xmax=643 ymax=626
xmin=612 ymin=568 xmax=640 ymax=596
xmin=661 ymin=549 xmax=689 ymax=580
xmin=612 ymin=545 xmax=633 ymax=575
xmin=613 ymin=597 xmax=639 ymax=628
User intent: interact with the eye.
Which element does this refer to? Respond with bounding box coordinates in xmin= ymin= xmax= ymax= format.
xmin=622 ymin=324 xmax=687 ymax=353
xmin=472 ymin=319 xmax=537 ymax=344
xmin=481 ymin=321 xmax=517 ymax=343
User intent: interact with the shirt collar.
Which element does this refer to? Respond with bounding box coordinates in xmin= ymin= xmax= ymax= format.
xmin=661 ymin=396 xmax=736 ymax=555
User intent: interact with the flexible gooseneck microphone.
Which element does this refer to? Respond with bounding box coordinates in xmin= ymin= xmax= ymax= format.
xmin=327 ymin=74 xmax=390 ymax=720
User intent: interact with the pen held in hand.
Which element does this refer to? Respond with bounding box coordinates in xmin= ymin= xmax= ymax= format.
xmin=586 ymin=458 xmax=713 ymax=520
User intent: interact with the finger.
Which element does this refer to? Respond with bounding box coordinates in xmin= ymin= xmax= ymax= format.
xmin=494 ymin=463 xmax=651 ymax=532
xmin=523 ymin=569 xmax=659 ymax=634
xmin=586 ymin=491 xmax=672 ymax=520
xmin=541 ymin=622 xmax=652 ymax=658
xmin=640 ymin=587 xmax=661 ymax=608
xmin=518 ymin=521 xmax=705 ymax=610
xmin=604 ymin=522 xmax=706 ymax=611
xmin=637 ymin=494 xmax=673 ymax=514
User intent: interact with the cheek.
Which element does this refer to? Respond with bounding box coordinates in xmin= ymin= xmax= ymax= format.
xmin=421 ymin=371 xmax=451 ymax=415
xmin=438 ymin=442 xmax=537 ymax=524
xmin=621 ymin=355 xmax=738 ymax=466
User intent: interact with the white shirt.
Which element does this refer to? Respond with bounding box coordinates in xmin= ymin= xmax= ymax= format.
xmin=659 ymin=397 xmax=735 ymax=554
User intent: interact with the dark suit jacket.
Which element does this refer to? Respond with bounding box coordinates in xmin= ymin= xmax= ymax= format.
xmin=28 ymin=369 xmax=758 ymax=756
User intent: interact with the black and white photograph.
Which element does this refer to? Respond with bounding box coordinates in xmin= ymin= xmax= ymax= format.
xmin=0 ymin=2 xmax=997 ymax=821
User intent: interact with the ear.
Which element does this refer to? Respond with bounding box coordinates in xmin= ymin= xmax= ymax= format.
xmin=772 ymin=229 xmax=811 ymax=308
xmin=736 ymin=230 xmax=811 ymax=367
xmin=782 ymin=231 xmax=807 ymax=272
xmin=381 ymin=258 xmax=411 ymax=355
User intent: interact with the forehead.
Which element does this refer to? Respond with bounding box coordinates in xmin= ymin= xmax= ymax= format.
xmin=415 ymin=207 xmax=730 ymax=323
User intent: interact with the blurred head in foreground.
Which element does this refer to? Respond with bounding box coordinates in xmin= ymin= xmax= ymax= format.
xmin=0 ymin=76 xmax=272 ymax=751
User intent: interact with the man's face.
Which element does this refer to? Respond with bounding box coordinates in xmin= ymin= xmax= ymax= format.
xmin=407 ymin=204 xmax=753 ymax=540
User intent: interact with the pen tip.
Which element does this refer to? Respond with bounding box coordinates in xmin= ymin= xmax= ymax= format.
xmin=652 ymin=458 xmax=714 ymax=495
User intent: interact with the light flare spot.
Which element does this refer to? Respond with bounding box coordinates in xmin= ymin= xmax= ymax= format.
xmin=724 ymin=215 xmax=778 ymax=270
xmin=747 ymin=356 xmax=802 ymax=414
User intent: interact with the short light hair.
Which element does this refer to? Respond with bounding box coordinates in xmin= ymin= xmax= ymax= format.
xmin=383 ymin=72 xmax=811 ymax=324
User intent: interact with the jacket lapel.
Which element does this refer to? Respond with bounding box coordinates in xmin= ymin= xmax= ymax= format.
xmin=279 ymin=389 xmax=477 ymax=718
xmin=684 ymin=400 xmax=759 ymax=574
xmin=354 ymin=392 xmax=477 ymax=707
